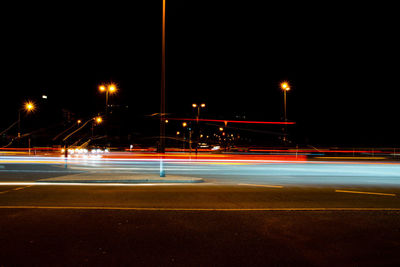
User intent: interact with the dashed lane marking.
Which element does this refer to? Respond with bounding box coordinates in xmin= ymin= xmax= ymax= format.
xmin=0 ymin=185 xmax=33 ymax=195
xmin=335 ymin=189 xmax=396 ymax=197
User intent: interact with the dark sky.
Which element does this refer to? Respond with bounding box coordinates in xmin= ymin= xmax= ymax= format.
xmin=1 ymin=1 xmax=398 ymax=146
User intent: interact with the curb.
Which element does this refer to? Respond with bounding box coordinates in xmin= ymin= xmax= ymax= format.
xmin=36 ymin=178 xmax=204 ymax=184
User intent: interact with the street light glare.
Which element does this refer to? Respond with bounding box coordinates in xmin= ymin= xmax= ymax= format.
xmin=99 ymin=84 xmax=117 ymax=93
xmin=193 ymin=103 xmax=206 ymax=108
xmin=108 ymin=84 xmax=117 ymax=93
xmin=24 ymin=102 xmax=35 ymax=112
xmin=281 ymin=82 xmax=290 ymax=91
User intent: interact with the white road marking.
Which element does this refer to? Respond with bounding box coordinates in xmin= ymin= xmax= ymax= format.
xmin=0 ymin=185 xmax=32 ymax=194
xmin=335 ymin=189 xmax=396 ymax=197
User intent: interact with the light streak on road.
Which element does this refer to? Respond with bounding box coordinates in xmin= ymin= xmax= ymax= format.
xmin=0 ymin=182 xmax=206 ymax=187
xmin=1 ymin=205 xmax=400 ymax=211
xmin=2 ymin=153 xmax=400 ymax=187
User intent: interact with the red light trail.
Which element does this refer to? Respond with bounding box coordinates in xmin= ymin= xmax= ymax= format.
xmin=166 ymin=118 xmax=295 ymax=125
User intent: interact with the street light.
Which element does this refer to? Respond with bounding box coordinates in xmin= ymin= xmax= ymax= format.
xmin=281 ymin=81 xmax=291 ymax=142
xmin=25 ymin=102 xmax=35 ymax=112
xmin=192 ymin=103 xmax=206 ymax=120
xmin=159 ymin=0 xmax=167 ymax=177
xmin=18 ymin=101 xmax=35 ymax=137
xmin=95 ymin=116 xmax=102 ymax=124
xmin=92 ymin=116 xmax=103 ymax=137
xmin=280 ymin=82 xmax=290 ymax=123
xmin=192 ymin=103 xmax=206 ymax=155
xmin=181 ymin=123 xmax=187 ymax=150
xmin=99 ymin=83 xmax=117 ymax=114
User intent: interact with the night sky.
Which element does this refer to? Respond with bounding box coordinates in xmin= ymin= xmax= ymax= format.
xmin=1 ymin=1 xmax=398 ymax=147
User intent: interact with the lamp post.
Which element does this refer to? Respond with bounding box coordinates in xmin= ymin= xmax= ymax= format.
xmin=281 ymin=82 xmax=290 ymax=122
xmin=92 ymin=116 xmax=103 ymax=137
xmin=18 ymin=101 xmax=35 ymax=138
xmin=281 ymin=82 xmax=290 ymax=142
xmin=159 ymin=0 xmax=167 ymax=177
xmin=192 ymin=103 xmax=205 ymax=155
xmin=182 ymin=122 xmax=189 ymax=151
xmin=192 ymin=103 xmax=206 ymax=121
xmin=99 ymin=83 xmax=117 ymax=115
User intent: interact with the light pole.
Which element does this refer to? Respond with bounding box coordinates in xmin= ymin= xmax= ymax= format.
xmin=192 ymin=103 xmax=205 ymax=155
xmin=18 ymin=101 xmax=35 ymax=138
xmin=159 ymin=0 xmax=166 ymax=177
xmin=99 ymin=83 xmax=117 ymax=115
xmin=92 ymin=116 xmax=103 ymax=137
xmin=281 ymin=81 xmax=290 ymax=142
xmin=192 ymin=103 xmax=206 ymax=121
xmin=182 ymin=122 xmax=189 ymax=151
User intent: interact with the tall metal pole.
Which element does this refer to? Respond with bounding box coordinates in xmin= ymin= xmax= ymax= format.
xmin=18 ymin=110 xmax=21 ymax=138
xmin=283 ymin=89 xmax=287 ymax=142
xmin=105 ymin=90 xmax=109 ymax=115
xmin=159 ymin=0 xmax=166 ymax=177
xmin=284 ymin=89 xmax=287 ymax=123
xmin=195 ymin=106 xmax=200 ymax=155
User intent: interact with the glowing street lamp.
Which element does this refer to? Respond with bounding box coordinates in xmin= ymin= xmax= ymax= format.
xmin=99 ymin=83 xmax=117 ymax=114
xmin=192 ymin=103 xmax=206 ymax=120
xmin=25 ymin=102 xmax=35 ymax=112
xmin=108 ymin=84 xmax=116 ymax=93
xmin=192 ymin=103 xmax=206 ymax=154
xmin=280 ymin=82 xmax=290 ymax=123
xmin=18 ymin=101 xmax=35 ymax=137
xmin=281 ymin=81 xmax=291 ymax=142
xmin=90 ymin=116 xmax=103 ymax=138
xmin=281 ymin=82 xmax=290 ymax=91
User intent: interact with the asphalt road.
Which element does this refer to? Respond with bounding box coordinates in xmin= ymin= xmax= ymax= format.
xmin=1 ymin=184 xmax=400 ymax=266
xmin=1 ymin=157 xmax=400 ymax=266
